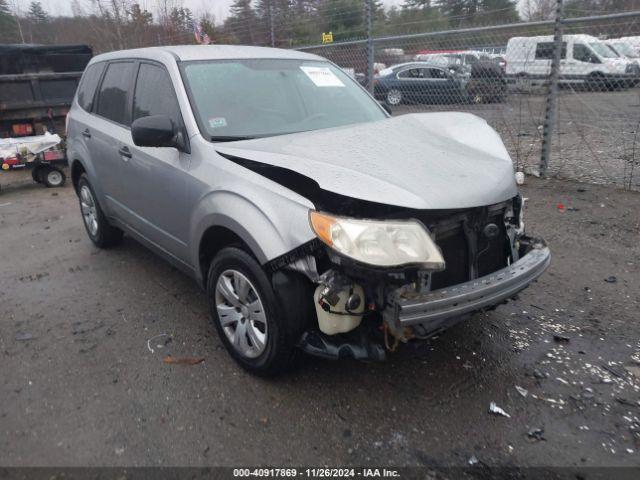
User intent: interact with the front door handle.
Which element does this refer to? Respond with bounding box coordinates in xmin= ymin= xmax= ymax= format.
xmin=81 ymin=129 xmax=91 ymax=138
xmin=118 ymin=146 xmax=132 ymax=160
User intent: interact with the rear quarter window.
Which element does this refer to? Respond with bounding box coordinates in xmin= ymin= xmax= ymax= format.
xmin=76 ymin=62 xmax=105 ymax=112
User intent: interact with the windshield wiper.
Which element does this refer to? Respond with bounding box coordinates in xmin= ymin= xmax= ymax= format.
xmin=209 ymin=135 xmax=256 ymax=142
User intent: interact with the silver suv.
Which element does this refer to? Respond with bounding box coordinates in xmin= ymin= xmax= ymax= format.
xmin=66 ymin=46 xmax=550 ymax=375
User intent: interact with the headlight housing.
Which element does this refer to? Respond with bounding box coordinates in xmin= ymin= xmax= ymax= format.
xmin=309 ymin=211 xmax=445 ymax=269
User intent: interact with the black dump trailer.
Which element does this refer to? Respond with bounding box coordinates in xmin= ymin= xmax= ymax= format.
xmin=0 ymin=44 xmax=92 ymax=138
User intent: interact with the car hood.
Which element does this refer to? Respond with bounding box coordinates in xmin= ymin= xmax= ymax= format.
xmin=215 ymin=112 xmax=517 ymax=210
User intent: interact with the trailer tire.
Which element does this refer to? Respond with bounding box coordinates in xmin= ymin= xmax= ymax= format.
xmin=32 ymin=165 xmax=45 ymax=184
xmin=43 ymin=167 xmax=66 ymax=188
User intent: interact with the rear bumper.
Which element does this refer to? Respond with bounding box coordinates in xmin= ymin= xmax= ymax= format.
xmin=384 ymin=240 xmax=550 ymax=329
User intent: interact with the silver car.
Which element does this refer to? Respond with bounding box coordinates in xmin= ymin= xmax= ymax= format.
xmin=66 ymin=45 xmax=550 ymax=375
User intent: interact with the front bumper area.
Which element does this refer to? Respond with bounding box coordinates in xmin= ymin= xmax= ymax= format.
xmin=384 ymin=240 xmax=550 ymax=331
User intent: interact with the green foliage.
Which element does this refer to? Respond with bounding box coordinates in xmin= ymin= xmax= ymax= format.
xmin=129 ymin=3 xmax=152 ymax=26
xmin=0 ymin=0 xmax=19 ymax=43
xmin=28 ymin=1 xmax=48 ymax=24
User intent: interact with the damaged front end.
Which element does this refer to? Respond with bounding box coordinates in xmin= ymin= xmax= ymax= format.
xmin=269 ymin=195 xmax=550 ymax=361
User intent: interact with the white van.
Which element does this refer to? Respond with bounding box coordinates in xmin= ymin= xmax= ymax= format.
xmin=605 ymin=38 xmax=640 ymax=66
xmin=505 ymin=34 xmax=639 ymax=89
xmin=618 ymin=36 xmax=640 ymax=56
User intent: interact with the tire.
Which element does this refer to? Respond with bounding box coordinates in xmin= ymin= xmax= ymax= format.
xmin=386 ymin=89 xmax=402 ymax=106
xmin=77 ymin=173 xmax=123 ymax=248
xmin=471 ymin=92 xmax=484 ymax=104
xmin=588 ymin=73 xmax=607 ymax=92
xmin=32 ymin=166 xmax=44 ymax=184
xmin=43 ymin=167 xmax=66 ymax=188
xmin=207 ymin=247 xmax=308 ymax=376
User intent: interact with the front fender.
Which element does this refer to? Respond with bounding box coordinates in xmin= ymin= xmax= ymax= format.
xmin=190 ymin=189 xmax=315 ymax=280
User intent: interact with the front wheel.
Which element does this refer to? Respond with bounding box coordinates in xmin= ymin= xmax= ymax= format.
xmin=207 ymin=247 xmax=302 ymax=376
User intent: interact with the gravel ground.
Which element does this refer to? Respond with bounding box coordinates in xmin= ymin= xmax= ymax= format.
xmin=0 ymin=169 xmax=639 ymax=471
xmin=394 ymin=87 xmax=640 ymax=191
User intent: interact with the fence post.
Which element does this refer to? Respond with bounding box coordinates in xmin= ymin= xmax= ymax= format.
xmin=540 ymin=0 xmax=564 ymax=176
xmin=365 ymin=0 xmax=374 ymax=93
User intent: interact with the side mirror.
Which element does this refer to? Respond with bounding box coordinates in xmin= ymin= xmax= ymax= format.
xmin=380 ymin=102 xmax=392 ymax=115
xmin=132 ymin=115 xmax=180 ymax=149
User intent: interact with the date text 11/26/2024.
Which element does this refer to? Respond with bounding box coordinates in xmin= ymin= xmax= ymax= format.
xmin=233 ymin=469 xmax=401 ymax=478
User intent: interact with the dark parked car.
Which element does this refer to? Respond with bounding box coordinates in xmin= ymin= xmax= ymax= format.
xmin=373 ymin=63 xmax=467 ymax=106
xmin=466 ymin=60 xmax=507 ymax=104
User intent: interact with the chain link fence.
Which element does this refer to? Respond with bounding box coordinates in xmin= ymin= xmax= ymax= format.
xmin=291 ymin=6 xmax=640 ymax=191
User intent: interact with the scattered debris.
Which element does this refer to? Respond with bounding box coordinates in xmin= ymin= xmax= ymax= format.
xmin=489 ymin=402 xmax=511 ymax=418
xmin=553 ymin=334 xmax=571 ymax=343
xmin=556 ymin=202 xmax=566 ymax=213
xmin=556 ymin=377 xmax=569 ymax=385
xmin=0 ymin=202 xmax=12 ymax=207
xmin=515 ymin=385 xmax=529 ymax=398
xmin=527 ymin=428 xmax=545 ymax=441
xmin=15 ymin=332 xmax=34 ymax=341
xmin=468 ymin=455 xmax=479 ymax=466
xmin=625 ymin=365 xmax=640 ymax=379
xmin=162 ymin=356 xmax=205 ymax=365
xmin=533 ymin=369 xmax=548 ymax=379
xmin=146 ymin=333 xmax=171 ymax=354
xmin=601 ymin=364 xmax=625 ymax=379
xmin=604 ymin=276 xmax=617 ymax=283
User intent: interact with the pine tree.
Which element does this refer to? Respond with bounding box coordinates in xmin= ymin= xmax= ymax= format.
xmin=0 ymin=0 xmax=19 ymax=43
xmin=28 ymin=1 xmax=48 ymax=24
xmin=226 ymin=0 xmax=259 ymax=44
xmin=403 ymin=0 xmax=432 ymax=9
xmin=480 ymin=0 xmax=519 ymax=23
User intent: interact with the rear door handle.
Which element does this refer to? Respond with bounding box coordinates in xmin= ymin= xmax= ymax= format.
xmin=81 ymin=129 xmax=91 ymax=138
xmin=118 ymin=146 xmax=132 ymax=160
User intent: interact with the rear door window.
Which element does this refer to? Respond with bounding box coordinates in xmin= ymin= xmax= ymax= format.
xmin=132 ymin=63 xmax=182 ymax=127
xmin=77 ymin=62 xmax=105 ymax=112
xmin=96 ymin=61 xmax=136 ymax=126
xmin=398 ymin=68 xmax=423 ymax=79
xmin=427 ymin=68 xmax=448 ymax=79
xmin=535 ymin=42 xmax=567 ymax=60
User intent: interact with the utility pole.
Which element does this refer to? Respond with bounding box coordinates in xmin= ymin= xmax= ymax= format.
xmin=540 ymin=0 xmax=564 ymax=176
xmin=12 ymin=0 xmax=25 ymax=43
xmin=365 ymin=0 xmax=374 ymax=93
xmin=268 ymin=0 xmax=275 ymax=47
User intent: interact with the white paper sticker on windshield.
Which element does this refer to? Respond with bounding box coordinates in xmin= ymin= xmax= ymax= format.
xmin=208 ymin=117 xmax=227 ymax=129
xmin=300 ymin=66 xmax=345 ymax=87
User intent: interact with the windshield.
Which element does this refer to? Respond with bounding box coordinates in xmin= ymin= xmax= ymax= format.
xmin=181 ymin=59 xmax=386 ymax=140
xmin=589 ymin=42 xmax=618 ymax=58
xmin=611 ymin=42 xmax=639 ymax=58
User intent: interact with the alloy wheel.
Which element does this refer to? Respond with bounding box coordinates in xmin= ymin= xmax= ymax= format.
xmin=387 ymin=89 xmax=402 ymax=106
xmin=80 ymin=185 xmax=99 ymax=236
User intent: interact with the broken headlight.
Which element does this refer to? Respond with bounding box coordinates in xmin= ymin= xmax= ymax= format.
xmin=309 ymin=211 xmax=445 ymax=269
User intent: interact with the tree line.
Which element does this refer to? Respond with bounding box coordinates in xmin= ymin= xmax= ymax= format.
xmin=0 ymin=0 xmax=638 ymax=52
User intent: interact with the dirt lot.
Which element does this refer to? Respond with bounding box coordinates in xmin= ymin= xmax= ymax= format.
xmin=0 ymin=169 xmax=639 ymax=470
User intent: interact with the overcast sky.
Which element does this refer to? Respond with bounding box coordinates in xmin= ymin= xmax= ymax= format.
xmin=16 ymin=0 xmax=408 ymax=22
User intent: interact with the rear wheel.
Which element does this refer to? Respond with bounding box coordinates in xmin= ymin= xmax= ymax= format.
xmin=207 ymin=247 xmax=306 ymax=376
xmin=77 ymin=174 xmax=123 ymax=248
